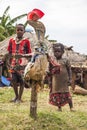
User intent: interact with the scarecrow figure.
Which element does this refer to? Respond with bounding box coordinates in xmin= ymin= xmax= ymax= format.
xmin=25 ymin=9 xmax=48 ymax=118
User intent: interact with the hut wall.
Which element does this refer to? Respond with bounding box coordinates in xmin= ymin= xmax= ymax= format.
xmin=83 ymin=73 xmax=87 ymax=89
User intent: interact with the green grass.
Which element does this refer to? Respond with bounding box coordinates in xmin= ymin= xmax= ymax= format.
xmin=0 ymin=87 xmax=87 ymax=130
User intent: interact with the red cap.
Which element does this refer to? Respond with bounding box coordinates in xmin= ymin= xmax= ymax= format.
xmin=27 ymin=8 xmax=45 ymax=20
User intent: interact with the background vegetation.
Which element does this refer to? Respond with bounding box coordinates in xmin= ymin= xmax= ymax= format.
xmin=0 ymin=6 xmax=27 ymax=41
xmin=0 ymin=87 xmax=87 ymax=130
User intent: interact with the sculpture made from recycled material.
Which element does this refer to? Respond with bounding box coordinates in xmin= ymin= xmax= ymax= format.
xmin=24 ymin=51 xmax=48 ymax=81
xmin=24 ymin=9 xmax=48 ymax=82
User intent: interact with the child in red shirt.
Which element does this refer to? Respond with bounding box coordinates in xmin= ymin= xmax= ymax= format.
xmin=7 ymin=23 xmax=32 ymax=103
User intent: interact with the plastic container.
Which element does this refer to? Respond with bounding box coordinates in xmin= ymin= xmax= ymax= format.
xmin=1 ymin=76 xmax=10 ymax=86
xmin=27 ymin=8 xmax=44 ymax=20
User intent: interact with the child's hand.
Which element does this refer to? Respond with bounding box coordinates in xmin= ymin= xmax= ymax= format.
xmin=52 ymin=66 xmax=60 ymax=74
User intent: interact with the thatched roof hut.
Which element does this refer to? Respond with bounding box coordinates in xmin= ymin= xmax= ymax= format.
xmin=0 ymin=31 xmax=51 ymax=56
xmin=0 ymin=32 xmax=87 ymax=92
xmin=63 ymin=46 xmax=87 ymax=71
xmin=0 ymin=31 xmax=87 ymax=69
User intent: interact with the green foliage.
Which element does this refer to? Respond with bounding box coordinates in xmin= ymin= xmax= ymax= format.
xmin=0 ymin=25 xmax=6 ymax=40
xmin=0 ymin=6 xmax=27 ymax=41
xmin=0 ymin=33 xmax=6 ymax=41
xmin=0 ymin=88 xmax=87 ymax=130
xmin=0 ymin=25 xmax=5 ymax=33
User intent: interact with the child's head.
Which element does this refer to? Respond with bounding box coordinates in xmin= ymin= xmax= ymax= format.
xmin=16 ymin=24 xmax=25 ymax=39
xmin=53 ymin=43 xmax=64 ymax=59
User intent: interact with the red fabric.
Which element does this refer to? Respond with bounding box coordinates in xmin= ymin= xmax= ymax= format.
xmin=7 ymin=38 xmax=31 ymax=54
xmin=7 ymin=38 xmax=32 ymax=67
xmin=49 ymin=92 xmax=72 ymax=107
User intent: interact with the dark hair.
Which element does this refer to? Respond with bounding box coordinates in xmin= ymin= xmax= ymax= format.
xmin=16 ymin=23 xmax=25 ymax=29
xmin=53 ymin=43 xmax=65 ymax=53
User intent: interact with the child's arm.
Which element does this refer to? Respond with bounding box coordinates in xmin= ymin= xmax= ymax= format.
xmin=46 ymin=54 xmax=60 ymax=74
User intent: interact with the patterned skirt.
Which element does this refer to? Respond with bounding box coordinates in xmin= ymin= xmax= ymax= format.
xmin=49 ymin=92 xmax=72 ymax=107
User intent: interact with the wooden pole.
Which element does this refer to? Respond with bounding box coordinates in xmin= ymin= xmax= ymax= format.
xmin=30 ymin=80 xmax=37 ymax=119
xmin=83 ymin=73 xmax=87 ymax=89
xmin=71 ymin=71 xmax=76 ymax=90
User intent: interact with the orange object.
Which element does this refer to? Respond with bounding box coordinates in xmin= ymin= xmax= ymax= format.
xmin=8 ymin=69 xmax=14 ymax=73
xmin=27 ymin=8 xmax=45 ymax=20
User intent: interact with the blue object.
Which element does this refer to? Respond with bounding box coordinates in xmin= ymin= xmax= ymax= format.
xmin=1 ymin=76 xmax=10 ymax=86
xmin=0 ymin=81 xmax=5 ymax=87
xmin=25 ymin=28 xmax=33 ymax=32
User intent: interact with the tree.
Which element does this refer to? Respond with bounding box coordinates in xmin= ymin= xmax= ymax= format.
xmin=0 ymin=25 xmax=6 ymax=41
xmin=0 ymin=6 xmax=27 ymax=41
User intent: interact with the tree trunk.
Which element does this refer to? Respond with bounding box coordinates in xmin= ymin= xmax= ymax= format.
xmin=73 ymin=85 xmax=87 ymax=95
xmin=30 ymin=80 xmax=37 ymax=119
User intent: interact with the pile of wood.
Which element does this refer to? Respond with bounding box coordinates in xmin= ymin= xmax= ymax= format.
xmin=73 ymin=85 xmax=87 ymax=95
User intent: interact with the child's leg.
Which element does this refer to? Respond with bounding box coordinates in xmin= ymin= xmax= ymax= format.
xmin=18 ymin=85 xmax=24 ymax=101
xmin=68 ymin=98 xmax=75 ymax=111
xmin=13 ymin=85 xmax=18 ymax=100
xmin=17 ymin=76 xmax=24 ymax=102
xmin=10 ymin=73 xmax=18 ymax=102
xmin=10 ymin=84 xmax=18 ymax=102
xmin=58 ymin=106 xmax=62 ymax=111
xmin=69 ymin=99 xmax=73 ymax=108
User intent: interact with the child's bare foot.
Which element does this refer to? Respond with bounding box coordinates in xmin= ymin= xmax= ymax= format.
xmin=70 ymin=108 xmax=75 ymax=112
xmin=15 ymin=99 xmax=23 ymax=103
xmin=10 ymin=97 xmax=18 ymax=102
xmin=58 ymin=107 xmax=62 ymax=111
